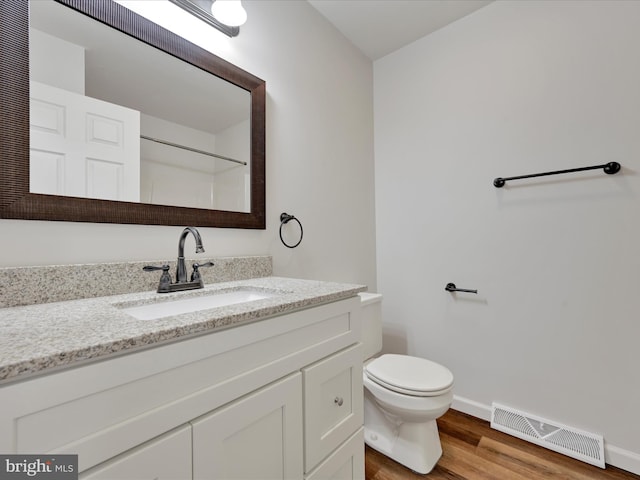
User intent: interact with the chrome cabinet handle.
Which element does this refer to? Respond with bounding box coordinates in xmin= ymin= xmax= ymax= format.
xmin=334 ymin=397 xmax=344 ymax=407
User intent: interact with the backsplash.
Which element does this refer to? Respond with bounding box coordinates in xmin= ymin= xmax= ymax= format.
xmin=0 ymin=256 xmax=272 ymax=308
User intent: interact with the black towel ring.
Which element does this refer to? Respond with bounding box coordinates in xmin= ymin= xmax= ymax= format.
xmin=279 ymin=213 xmax=303 ymax=248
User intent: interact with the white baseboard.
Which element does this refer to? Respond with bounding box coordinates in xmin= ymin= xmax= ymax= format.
xmin=451 ymin=394 xmax=491 ymax=421
xmin=451 ymin=395 xmax=640 ymax=476
xmin=605 ymin=444 xmax=640 ymax=476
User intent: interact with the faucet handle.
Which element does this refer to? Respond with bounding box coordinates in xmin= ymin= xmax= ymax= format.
xmin=190 ymin=262 xmax=214 ymax=283
xmin=143 ymin=265 xmax=172 ymax=292
xmin=143 ymin=265 xmax=170 ymax=272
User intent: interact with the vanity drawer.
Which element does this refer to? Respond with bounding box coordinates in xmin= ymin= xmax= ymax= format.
xmin=305 ymin=428 xmax=364 ymax=480
xmin=303 ymin=343 xmax=363 ymax=472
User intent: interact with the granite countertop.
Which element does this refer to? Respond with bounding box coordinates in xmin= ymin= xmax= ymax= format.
xmin=0 ymin=277 xmax=366 ymax=384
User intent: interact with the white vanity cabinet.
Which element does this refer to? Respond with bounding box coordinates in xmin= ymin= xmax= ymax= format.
xmin=191 ymin=373 xmax=303 ymax=479
xmin=81 ymin=425 xmax=192 ymax=480
xmin=0 ymin=296 xmax=364 ymax=480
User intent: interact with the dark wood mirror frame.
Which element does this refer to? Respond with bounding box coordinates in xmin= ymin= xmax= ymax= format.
xmin=0 ymin=0 xmax=265 ymax=228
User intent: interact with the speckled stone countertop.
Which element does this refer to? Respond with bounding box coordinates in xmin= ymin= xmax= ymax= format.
xmin=0 ymin=277 xmax=366 ymax=384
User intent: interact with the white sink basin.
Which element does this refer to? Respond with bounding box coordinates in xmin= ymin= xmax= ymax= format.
xmin=121 ymin=289 xmax=276 ymax=320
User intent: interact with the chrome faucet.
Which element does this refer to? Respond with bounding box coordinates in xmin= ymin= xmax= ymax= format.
xmin=176 ymin=226 xmax=205 ymax=283
xmin=144 ymin=227 xmax=214 ymax=293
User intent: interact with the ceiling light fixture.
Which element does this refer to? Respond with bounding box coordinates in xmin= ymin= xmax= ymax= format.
xmin=168 ymin=0 xmax=246 ymax=37
xmin=211 ymin=0 xmax=247 ymax=27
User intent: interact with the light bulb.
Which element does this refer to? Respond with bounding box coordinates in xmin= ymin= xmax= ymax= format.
xmin=211 ymin=0 xmax=247 ymax=27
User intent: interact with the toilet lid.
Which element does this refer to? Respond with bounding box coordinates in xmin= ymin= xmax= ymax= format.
xmin=365 ymin=354 xmax=453 ymax=396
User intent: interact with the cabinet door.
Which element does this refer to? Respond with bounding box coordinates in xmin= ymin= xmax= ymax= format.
xmin=80 ymin=425 xmax=191 ymax=480
xmin=303 ymin=344 xmax=363 ymax=471
xmin=192 ymin=373 xmax=303 ymax=480
xmin=306 ymin=428 xmax=364 ymax=480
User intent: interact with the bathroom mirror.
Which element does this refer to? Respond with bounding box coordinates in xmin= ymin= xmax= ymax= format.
xmin=0 ymin=0 xmax=266 ymax=228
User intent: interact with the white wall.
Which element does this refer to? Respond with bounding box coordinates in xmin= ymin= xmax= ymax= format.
xmin=1 ymin=1 xmax=377 ymax=291
xmin=374 ymin=0 xmax=640 ymax=472
xmin=30 ymin=29 xmax=85 ymax=94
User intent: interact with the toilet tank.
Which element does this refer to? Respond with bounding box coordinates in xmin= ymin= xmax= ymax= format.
xmin=358 ymin=292 xmax=383 ymax=360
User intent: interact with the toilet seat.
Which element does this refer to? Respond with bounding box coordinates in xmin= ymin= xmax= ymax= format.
xmin=365 ymin=354 xmax=453 ymax=397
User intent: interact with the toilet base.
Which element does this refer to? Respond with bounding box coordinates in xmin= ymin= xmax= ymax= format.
xmin=364 ymin=391 xmax=443 ymax=474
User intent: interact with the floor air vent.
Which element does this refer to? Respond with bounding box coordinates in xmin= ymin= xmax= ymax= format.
xmin=491 ymin=403 xmax=605 ymax=468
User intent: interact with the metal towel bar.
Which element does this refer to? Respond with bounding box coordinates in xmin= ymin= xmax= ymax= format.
xmin=493 ymin=162 xmax=620 ymax=188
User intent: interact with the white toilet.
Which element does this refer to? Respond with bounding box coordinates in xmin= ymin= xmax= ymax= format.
xmin=359 ymin=292 xmax=454 ymax=474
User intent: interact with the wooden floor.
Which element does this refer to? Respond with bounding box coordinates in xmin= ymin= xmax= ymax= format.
xmin=365 ymin=409 xmax=640 ymax=480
